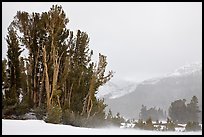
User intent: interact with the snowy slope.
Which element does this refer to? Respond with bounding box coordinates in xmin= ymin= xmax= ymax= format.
xmin=97 ymin=62 xmax=202 ymax=99
xmin=2 ymin=119 xmax=202 ymax=135
xmin=142 ymin=62 xmax=202 ymax=85
xmin=167 ymin=62 xmax=202 ymax=77
xmin=96 ymin=79 xmax=137 ymax=99
xmin=103 ymin=62 xmax=202 ymax=119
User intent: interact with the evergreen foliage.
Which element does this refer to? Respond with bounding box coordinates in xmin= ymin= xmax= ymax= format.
xmin=168 ymin=96 xmax=201 ymax=123
xmin=134 ymin=119 xmax=145 ymax=129
xmin=165 ymin=117 xmax=176 ymax=131
xmin=186 ymin=96 xmax=201 ymax=123
xmin=110 ymin=112 xmax=125 ymax=126
xmin=2 ymin=5 xmax=113 ymax=127
xmin=185 ymin=121 xmax=201 ymax=131
xmin=45 ymin=105 xmax=62 ymax=124
xmin=139 ymin=105 xmax=166 ymax=121
xmin=144 ymin=117 xmax=154 ymax=130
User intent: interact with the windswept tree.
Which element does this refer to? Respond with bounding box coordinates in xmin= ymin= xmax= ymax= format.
xmin=5 ymin=26 xmax=23 ymax=107
xmin=12 ymin=11 xmax=44 ymax=108
xmin=3 ymin=5 xmax=113 ymax=126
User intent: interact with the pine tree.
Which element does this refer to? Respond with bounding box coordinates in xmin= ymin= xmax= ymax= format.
xmin=168 ymin=99 xmax=187 ymax=123
xmin=166 ymin=117 xmax=175 ymax=131
xmin=168 ymin=97 xmax=201 ymax=124
xmin=106 ymin=109 xmax=113 ymax=121
xmin=4 ymin=4 xmax=113 ymax=127
xmin=186 ymin=96 xmax=200 ymax=123
xmin=139 ymin=105 xmax=146 ymax=120
xmin=12 ymin=11 xmax=43 ymax=108
xmin=144 ymin=117 xmax=154 ymax=130
xmin=5 ymin=25 xmax=23 ymax=107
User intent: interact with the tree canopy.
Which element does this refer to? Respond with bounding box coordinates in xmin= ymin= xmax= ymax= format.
xmin=2 ymin=5 xmax=113 ymax=127
xmin=168 ymin=96 xmax=200 ymax=123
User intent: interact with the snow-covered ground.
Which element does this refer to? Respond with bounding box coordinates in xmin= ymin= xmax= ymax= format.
xmin=2 ymin=119 xmax=202 ymax=135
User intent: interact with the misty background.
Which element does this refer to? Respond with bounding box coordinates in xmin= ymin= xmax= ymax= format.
xmin=2 ymin=2 xmax=202 ymax=82
xmin=2 ymin=2 xmax=202 ymax=121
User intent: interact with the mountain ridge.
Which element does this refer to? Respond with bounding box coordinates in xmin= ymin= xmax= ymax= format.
xmin=98 ymin=62 xmax=202 ymax=120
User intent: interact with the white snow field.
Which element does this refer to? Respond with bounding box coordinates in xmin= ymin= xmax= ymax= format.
xmin=2 ymin=119 xmax=202 ymax=135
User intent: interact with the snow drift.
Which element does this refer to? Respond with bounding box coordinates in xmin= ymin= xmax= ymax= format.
xmin=2 ymin=119 xmax=202 ymax=135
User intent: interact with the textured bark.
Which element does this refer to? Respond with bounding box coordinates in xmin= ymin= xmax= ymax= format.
xmin=87 ymin=98 xmax=93 ymax=119
xmin=50 ymin=58 xmax=59 ymax=104
xmin=26 ymin=60 xmax=32 ymax=107
xmin=57 ymin=96 xmax=61 ymax=108
xmin=33 ymin=67 xmax=37 ymax=107
xmin=38 ymin=69 xmax=45 ymax=107
xmin=86 ymin=74 xmax=96 ymax=118
xmin=81 ymin=93 xmax=89 ymax=116
xmin=68 ymin=83 xmax=73 ymax=109
xmin=42 ymin=45 xmax=50 ymax=110
xmin=81 ymin=71 xmax=96 ymax=118
xmin=50 ymin=51 xmax=63 ymax=108
xmin=33 ymin=48 xmax=40 ymax=108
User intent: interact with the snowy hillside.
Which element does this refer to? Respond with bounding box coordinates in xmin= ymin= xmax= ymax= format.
xmin=142 ymin=62 xmax=202 ymax=85
xmin=96 ymin=79 xmax=137 ymax=99
xmin=97 ymin=62 xmax=202 ymax=100
xmin=167 ymin=62 xmax=202 ymax=77
xmin=2 ymin=119 xmax=202 ymax=135
xmin=103 ymin=62 xmax=202 ymax=119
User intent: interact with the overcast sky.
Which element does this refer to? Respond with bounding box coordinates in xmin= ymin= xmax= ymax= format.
xmin=2 ymin=2 xmax=202 ymax=82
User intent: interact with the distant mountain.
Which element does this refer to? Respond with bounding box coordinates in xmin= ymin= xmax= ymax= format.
xmin=96 ymin=79 xmax=137 ymax=99
xmin=167 ymin=62 xmax=202 ymax=77
xmin=98 ymin=62 xmax=202 ymax=121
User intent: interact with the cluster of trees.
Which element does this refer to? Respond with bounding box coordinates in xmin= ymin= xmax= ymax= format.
xmin=139 ymin=105 xmax=167 ymax=121
xmin=134 ymin=118 xmax=154 ymax=130
xmin=168 ymin=96 xmax=201 ymax=124
xmin=134 ymin=96 xmax=201 ymax=131
xmin=133 ymin=117 xmax=201 ymax=131
xmin=133 ymin=117 xmax=175 ymax=131
xmin=138 ymin=95 xmax=201 ymax=124
xmin=106 ymin=109 xmax=126 ymax=126
xmin=2 ymin=5 xmax=113 ymax=127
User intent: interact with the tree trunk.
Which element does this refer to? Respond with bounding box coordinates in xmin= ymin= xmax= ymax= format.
xmin=42 ymin=45 xmax=50 ymax=111
xmin=33 ymin=48 xmax=40 ymax=108
xmin=38 ymin=69 xmax=45 ymax=107
xmin=68 ymin=83 xmax=73 ymax=109
xmin=33 ymin=67 xmax=37 ymax=107
xmin=80 ymin=71 xmax=96 ymax=118
xmin=50 ymin=56 xmax=59 ymax=105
